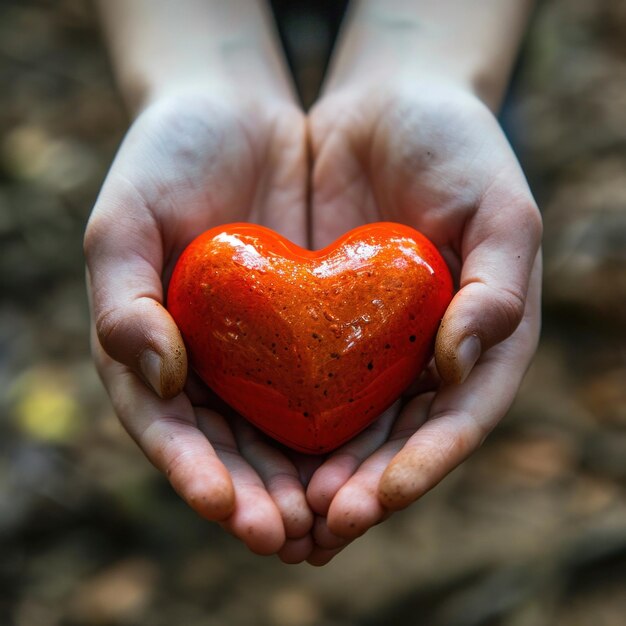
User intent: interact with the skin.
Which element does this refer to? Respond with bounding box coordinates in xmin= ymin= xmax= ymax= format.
xmin=86 ymin=0 xmax=541 ymax=564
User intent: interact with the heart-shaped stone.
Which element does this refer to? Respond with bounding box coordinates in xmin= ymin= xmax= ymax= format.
xmin=167 ymin=223 xmax=453 ymax=453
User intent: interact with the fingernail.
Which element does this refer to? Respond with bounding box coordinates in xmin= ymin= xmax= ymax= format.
xmin=140 ymin=349 xmax=163 ymax=397
xmin=456 ymin=335 xmax=481 ymax=383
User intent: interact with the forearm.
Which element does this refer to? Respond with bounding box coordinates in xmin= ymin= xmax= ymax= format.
xmin=97 ymin=0 xmax=295 ymax=113
xmin=325 ymin=0 xmax=535 ymax=110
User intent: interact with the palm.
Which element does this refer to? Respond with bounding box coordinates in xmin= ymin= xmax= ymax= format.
xmin=302 ymin=83 xmax=542 ymax=564
xmin=311 ymin=85 xmax=504 ymax=247
xmin=113 ymin=93 xmax=308 ymax=267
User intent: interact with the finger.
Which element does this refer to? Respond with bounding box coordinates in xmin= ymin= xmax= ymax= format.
xmin=312 ymin=515 xmax=349 ymax=551
xmin=183 ymin=369 xmax=225 ymax=409
xmin=436 ymin=176 xmax=542 ymax=384
xmin=285 ymin=451 xmax=326 ymax=487
xmin=306 ymin=401 xmax=400 ymax=516
xmin=323 ymin=394 xmax=432 ymax=539
xmin=84 ymin=183 xmax=186 ymax=399
xmin=93 ymin=337 xmax=234 ymax=521
xmin=233 ymin=418 xmax=314 ymax=540
xmin=277 ymin=535 xmax=314 ymax=565
xmin=402 ymin=358 xmax=440 ymax=397
xmin=306 ymin=544 xmax=350 ymax=567
xmin=196 ymin=409 xmax=287 ymax=556
xmin=381 ymin=255 xmax=542 ymax=509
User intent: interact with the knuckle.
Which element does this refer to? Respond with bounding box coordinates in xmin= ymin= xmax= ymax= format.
xmin=495 ymin=286 xmax=526 ymax=335
xmin=329 ymin=449 xmax=363 ymax=473
xmin=266 ymin=470 xmax=299 ymax=494
xmin=140 ymin=417 xmax=187 ymax=472
xmin=94 ymin=306 xmax=123 ymax=350
xmin=522 ymin=201 xmax=544 ymax=244
xmin=164 ymin=449 xmax=196 ymax=490
xmin=82 ymin=212 xmax=109 ymax=264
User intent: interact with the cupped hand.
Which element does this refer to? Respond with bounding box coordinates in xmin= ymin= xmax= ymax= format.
xmin=304 ymin=82 xmax=542 ymax=564
xmin=84 ymin=89 xmax=316 ymax=559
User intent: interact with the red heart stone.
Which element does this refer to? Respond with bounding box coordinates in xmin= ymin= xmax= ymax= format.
xmin=167 ymin=223 xmax=453 ymax=453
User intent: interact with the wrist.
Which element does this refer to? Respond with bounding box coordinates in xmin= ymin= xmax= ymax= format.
xmin=132 ymin=30 xmax=298 ymax=114
xmin=138 ymin=67 xmax=295 ymax=116
xmin=322 ymin=1 xmax=534 ymax=111
xmin=98 ymin=0 xmax=297 ymax=116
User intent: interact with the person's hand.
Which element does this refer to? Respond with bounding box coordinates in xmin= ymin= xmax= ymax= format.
xmin=84 ymin=89 xmax=317 ymax=560
xmin=303 ymin=81 xmax=542 ymax=564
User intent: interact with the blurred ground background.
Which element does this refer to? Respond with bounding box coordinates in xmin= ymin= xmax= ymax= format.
xmin=1 ymin=0 xmax=625 ymax=625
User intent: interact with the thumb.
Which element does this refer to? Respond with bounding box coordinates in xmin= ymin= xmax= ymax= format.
xmin=84 ymin=208 xmax=187 ymax=399
xmin=435 ymin=191 xmax=542 ymax=384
